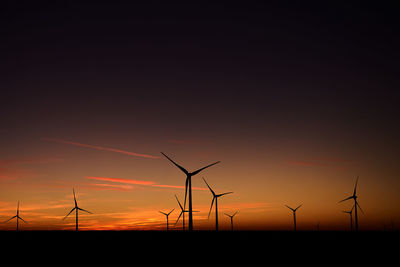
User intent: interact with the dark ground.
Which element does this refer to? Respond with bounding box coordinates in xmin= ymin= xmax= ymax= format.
xmin=1 ymin=231 xmax=397 ymax=266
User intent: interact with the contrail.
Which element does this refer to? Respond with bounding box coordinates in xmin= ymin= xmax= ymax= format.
xmin=42 ymin=138 xmax=159 ymax=159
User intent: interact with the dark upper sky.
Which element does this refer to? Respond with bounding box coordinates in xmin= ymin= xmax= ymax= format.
xmin=1 ymin=1 xmax=399 ymax=145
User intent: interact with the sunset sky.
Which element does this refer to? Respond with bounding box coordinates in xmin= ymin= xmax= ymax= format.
xmin=1 ymin=2 xmax=399 ymax=230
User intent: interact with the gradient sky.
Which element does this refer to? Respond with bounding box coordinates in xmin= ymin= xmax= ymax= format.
xmin=1 ymin=1 xmax=399 ymax=230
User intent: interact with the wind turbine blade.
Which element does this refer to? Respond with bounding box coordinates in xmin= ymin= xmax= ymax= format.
xmin=161 ymin=152 xmax=189 ymax=174
xmin=175 ymin=211 xmax=183 ymax=225
xmin=338 ymin=196 xmax=353 ymax=203
xmin=353 ymin=176 xmax=359 ymax=196
xmin=285 ymin=205 xmax=294 ymax=211
xmin=17 ymin=201 xmax=20 ymax=214
xmin=4 ymin=215 xmax=17 ymax=223
xmin=224 ymin=213 xmax=231 ymax=218
xmin=217 ymin=192 xmax=233 ymax=197
xmin=63 ymin=207 xmax=76 ymax=220
xmin=73 ymin=188 xmax=77 ymax=207
xmin=78 ymin=207 xmax=92 ymax=214
xmin=159 ymin=211 xmax=167 ymax=216
xmin=17 ymin=216 xmax=27 ymax=223
xmin=356 ymin=201 xmax=364 ymax=214
xmin=167 ymin=208 xmax=175 ymax=216
xmin=208 ymin=197 xmax=215 ymax=219
xmin=202 ymin=177 xmax=215 ymax=196
xmin=232 ymin=211 xmax=238 ymax=217
xmin=191 ymin=161 xmax=220 ymax=176
xmin=295 ymin=204 xmax=302 ymax=211
xmin=175 ymin=195 xmax=183 ymax=210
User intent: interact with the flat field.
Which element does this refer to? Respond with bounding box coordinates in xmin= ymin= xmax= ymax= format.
xmin=1 ymin=231 xmax=396 ymax=266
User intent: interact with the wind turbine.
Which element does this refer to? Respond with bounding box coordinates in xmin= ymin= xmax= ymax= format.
xmin=339 ymin=176 xmax=363 ymax=231
xmin=203 ymin=177 xmax=233 ymax=231
xmin=63 ymin=188 xmax=92 ymax=231
xmin=159 ymin=209 xmax=174 ymax=231
xmin=224 ymin=211 xmax=238 ymax=231
xmin=175 ymin=195 xmax=200 ymax=231
xmin=4 ymin=201 xmax=26 ymax=231
xmin=285 ymin=204 xmax=302 ymax=231
xmin=175 ymin=195 xmax=188 ymax=231
xmin=161 ymin=152 xmax=220 ymax=231
xmin=342 ymin=205 xmax=354 ymax=231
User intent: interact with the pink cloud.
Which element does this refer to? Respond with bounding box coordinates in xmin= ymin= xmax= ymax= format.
xmin=87 ymin=176 xmax=155 ymax=186
xmin=42 ymin=138 xmax=159 ymax=159
xmin=86 ymin=176 xmax=206 ymax=191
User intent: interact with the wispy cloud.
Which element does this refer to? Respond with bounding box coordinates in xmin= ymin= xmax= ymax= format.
xmin=87 ymin=176 xmax=156 ymax=186
xmin=86 ymin=176 xmax=206 ymax=191
xmin=42 ymin=138 xmax=159 ymax=159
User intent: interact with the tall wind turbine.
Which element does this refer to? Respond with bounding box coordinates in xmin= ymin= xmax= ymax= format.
xmin=203 ymin=177 xmax=233 ymax=231
xmin=159 ymin=209 xmax=174 ymax=231
xmin=342 ymin=205 xmax=354 ymax=231
xmin=4 ymin=201 xmax=26 ymax=231
xmin=161 ymin=152 xmax=220 ymax=231
xmin=285 ymin=204 xmax=302 ymax=231
xmin=63 ymin=188 xmax=92 ymax=231
xmin=224 ymin=211 xmax=238 ymax=231
xmin=339 ymin=176 xmax=363 ymax=231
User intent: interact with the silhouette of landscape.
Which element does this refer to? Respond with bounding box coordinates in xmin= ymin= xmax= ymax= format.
xmin=0 ymin=230 xmax=397 ymax=265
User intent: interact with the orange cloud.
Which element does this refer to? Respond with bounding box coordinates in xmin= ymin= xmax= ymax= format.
xmin=42 ymin=138 xmax=159 ymax=159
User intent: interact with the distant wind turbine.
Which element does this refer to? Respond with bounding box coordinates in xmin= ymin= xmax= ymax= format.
xmin=224 ymin=211 xmax=238 ymax=231
xmin=4 ymin=201 xmax=26 ymax=231
xmin=339 ymin=176 xmax=363 ymax=231
xmin=285 ymin=204 xmax=302 ymax=231
xmin=159 ymin=209 xmax=174 ymax=231
xmin=161 ymin=152 xmax=220 ymax=231
xmin=203 ymin=177 xmax=233 ymax=231
xmin=342 ymin=205 xmax=354 ymax=231
xmin=63 ymin=189 xmax=92 ymax=231
xmin=174 ymin=195 xmax=199 ymax=231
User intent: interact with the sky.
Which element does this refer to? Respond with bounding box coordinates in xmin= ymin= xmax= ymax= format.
xmin=1 ymin=1 xmax=399 ymax=230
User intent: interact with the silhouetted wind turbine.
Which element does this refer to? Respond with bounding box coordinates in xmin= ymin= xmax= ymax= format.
xmin=224 ymin=211 xmax=238 ymax=231
xmin=159 ymin=209 xmax=174 ymax=231
xmin=175 ymin=195 xmax=199 ymax=231
xmin=161 ymin=152 xmax=220 ymax=231
xmin=203 ymin=177 xmax=233 ymax=231
xmin=285 ymin=204 xmax=302 ymax=231
xmin=339 ymin=176 xmax=363 ymax=231
xmin=174 ymin=195 xmax=187 ymax=231
xmin=342 ymin=205 xmax=354 ymax=231
xmin=4 ymin=201 xmax=26 ymax=231
xmin=63 ymin=189 xmax=92 ymax=231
